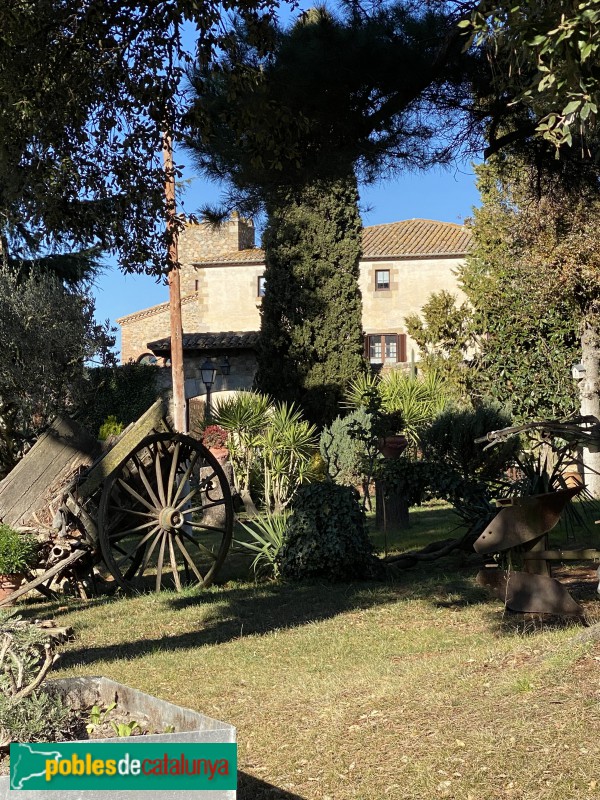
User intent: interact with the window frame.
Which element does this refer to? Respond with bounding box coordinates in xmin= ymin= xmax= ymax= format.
xmin=365 ymin=333 xmax=407 ymax=365
xmin=374 ymin=269 xmax=391 ymax=291
xmin=257 ymin=275 xmax=266 ymax=298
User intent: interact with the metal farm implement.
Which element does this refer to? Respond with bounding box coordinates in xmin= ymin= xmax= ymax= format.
xmin=0 ymin=399 xmax=234 ymax=607
xmin=474 ymin=417 xmax=600 ymax=617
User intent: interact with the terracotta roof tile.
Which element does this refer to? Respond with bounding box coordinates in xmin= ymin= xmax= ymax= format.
xmin=197 ymin=219 xmax=471 ymax=264
xmin=148 ymin=331 xmax=260 ymax=355
xmin=361 ymin=218 xmax=471 ymax=258
xmin=196 ymin=248 xmax=265 ymax=265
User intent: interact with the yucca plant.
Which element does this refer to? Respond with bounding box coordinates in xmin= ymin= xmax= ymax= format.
xmin=260 ymin=403 xmax=319 ymax=513
xmin=213 ymin=391 xmax=271 ymax=514
xmin=345 ymin=369 xmax=452 ymax=453
xmin=236 ymin=512 xmax=290 ymax=578
xmin=379 ymin=369 xmax=451 ymax=451
xmin=214 ymin=393 xmax=319 ymax=514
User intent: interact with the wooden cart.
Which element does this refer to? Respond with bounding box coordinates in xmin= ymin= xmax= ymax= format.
xmin=0 ymin=399 xmax=234 ymax=606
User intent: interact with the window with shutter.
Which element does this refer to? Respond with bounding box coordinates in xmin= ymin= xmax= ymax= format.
xmin=365 ymin=334 xmax=407 ymax=364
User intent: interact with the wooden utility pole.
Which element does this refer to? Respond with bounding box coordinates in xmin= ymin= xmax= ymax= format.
xmin=162 ymin=131 xmax=187 ymax=433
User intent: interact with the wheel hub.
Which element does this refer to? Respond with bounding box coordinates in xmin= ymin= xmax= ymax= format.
xmin=159 ymin=507 xmax=185 ymax=530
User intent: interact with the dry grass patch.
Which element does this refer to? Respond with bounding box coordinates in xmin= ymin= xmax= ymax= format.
xmin=11 ymin=513 xmax=600 ymax=799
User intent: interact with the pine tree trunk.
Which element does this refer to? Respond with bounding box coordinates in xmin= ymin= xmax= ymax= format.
xmin=579 ymin=322 xmax=600 ymax=498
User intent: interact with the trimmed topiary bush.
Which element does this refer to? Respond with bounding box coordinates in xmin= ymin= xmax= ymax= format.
xmin=278 ymin=483 xmax=380 ymax=581
xmin=320 ymin=408 xmax=373 ymax=486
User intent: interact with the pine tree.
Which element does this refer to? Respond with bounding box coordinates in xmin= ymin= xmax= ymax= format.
xmin=256 ymin=176 xmax=365 ymax=426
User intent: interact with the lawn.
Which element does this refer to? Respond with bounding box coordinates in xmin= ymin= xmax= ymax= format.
xmin=13 ymin=500 xmax=600 ymax=800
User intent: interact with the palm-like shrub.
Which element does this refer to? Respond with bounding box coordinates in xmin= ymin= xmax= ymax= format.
xmin=345 ymin=370 xmax=452 ymax=452
xmin=261 ymin=404 xmax=318 ymax=513
xmin=214 ymin=391 xmax=271 ymax=514
xmin=214 ymin=392 xmax=318 ymax=514
xmin=236 ymin=512 xmax=290 ymax=578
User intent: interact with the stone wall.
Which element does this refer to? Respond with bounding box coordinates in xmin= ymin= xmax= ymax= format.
xmin=178 ymin=215 xmax=255 ymax=266
xmin=119 ymin=295 xmax=205 ymax=363
xmin=359 ymin=256 xmax=466 ymax=361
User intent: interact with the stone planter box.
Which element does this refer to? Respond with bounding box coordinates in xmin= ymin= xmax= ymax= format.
xmin=0 ymin=677 xmax=236 ymax=800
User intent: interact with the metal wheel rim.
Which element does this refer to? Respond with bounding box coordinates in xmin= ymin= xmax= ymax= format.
xmin=98 ymin=433 xmax=233 ymax=593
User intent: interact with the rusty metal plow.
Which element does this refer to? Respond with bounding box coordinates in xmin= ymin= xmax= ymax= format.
xmin=475 ymin=487 xmax=590 ymax=616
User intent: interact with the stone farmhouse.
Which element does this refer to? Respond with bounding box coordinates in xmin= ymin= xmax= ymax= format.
xmin=118 ymin=215 xmax=471 ymax=402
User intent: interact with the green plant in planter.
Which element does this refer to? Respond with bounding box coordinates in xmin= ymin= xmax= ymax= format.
xmin=0 ymin=613 xmax=70 ymax=748
xmin=0 ymin=525 xmax=38 ymax=575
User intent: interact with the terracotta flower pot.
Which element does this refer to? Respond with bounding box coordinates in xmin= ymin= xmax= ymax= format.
xmin=0 ymin=573 xmax=24 ymax=605
xmin=377 ymin=435 xmax=408 ymax=459
xmin=209 ymin=446 xmax=229 ymax=463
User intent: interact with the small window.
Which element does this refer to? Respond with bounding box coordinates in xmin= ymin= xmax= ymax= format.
xmin=365 ymin=334 xmax=407 ymax=364
xmin=375 ymin=269 xmax=390 ymax=291
xmin=194 ymin=279 xmax=199 ymax=291
xmin=257 ymin=275 xmax=266 ymax=297
xmin=137 ymin=352 xmax=158 ymax=366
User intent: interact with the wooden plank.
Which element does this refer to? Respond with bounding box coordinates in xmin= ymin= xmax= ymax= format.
xmin=76 ymin=398 xmax=169 ymax=501
xmin=0 ymin=416 xmax=99 ymax=527
xmin=0 ymin=549 xmax=87 ymax=607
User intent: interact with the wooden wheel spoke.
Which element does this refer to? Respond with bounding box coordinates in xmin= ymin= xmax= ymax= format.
xmin=171 ymin=451 xmax=201 ymax=506
xmin=116 ymin=526 xmax=161 ymax=562
xmin=109 ymin=505 xmax=157 ymax=520
xmin=168 ymin=535 xmax=182 ymax=591
xmin=174 ymin=534 xmax=205 ymax=584
xmin=174 ymin=486 xmax=200 ymax=511
xmin=196 ymin=499 xmax=227 ymax=512
xmin=133 ymin=456 xmax=162 ymax=509
xmin=156 ymin=532 xmax=167 ymax=593
xmin=179 ymin=529 xmax=219 ymax=560
xmin=117 ymin=478 xmax=156 ymax=512
xmin=108 ymin=519 xmax=159 ymax=539
xmin=140 ymin=528 xmax=164 ymax=574
xmin=154 ymin=447 xmax=167 ymax=506
xmin=99 ymin=432 xmax=232 ymax=594
xmin=166 ymin=440 xmax=180 ymax=506
xmin=187 ymin=520 xmax=228 ymax=536
xmin=180 ymin=504 xmax=204 ymax=516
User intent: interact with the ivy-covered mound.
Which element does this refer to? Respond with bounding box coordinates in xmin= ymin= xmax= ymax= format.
xmin=278 ymin=482 xmax=381 ymax=581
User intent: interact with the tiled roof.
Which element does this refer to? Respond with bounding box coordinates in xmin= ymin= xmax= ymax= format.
xmin=197 ymin=248 xmax=265 ymax=265
xmin=148 ymin=331 xmax=260 ymax=355
xmin=197 ymin=219 xmax=471 ymax=264
xmin=117 ymin=293 xmax=198 ymax=325
xmin=361 ymin=219 xmax=471 ymax=258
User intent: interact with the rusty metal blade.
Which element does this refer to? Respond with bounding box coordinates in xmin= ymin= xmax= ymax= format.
xmin=477 ymin=568 xmax=583 ymax=616
xmin=474 ymin=487 xmax=581 ymax=554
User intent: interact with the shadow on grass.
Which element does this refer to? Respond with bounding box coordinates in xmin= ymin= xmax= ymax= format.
xmin=239 ymin=772 xmax=305 ymax=799
xmin=54 ymin=555 xmax=495 ymax=670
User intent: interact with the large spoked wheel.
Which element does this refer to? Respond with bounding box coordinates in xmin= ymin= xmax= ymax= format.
xmin=98 ymin=433 xmax=233 ymax=593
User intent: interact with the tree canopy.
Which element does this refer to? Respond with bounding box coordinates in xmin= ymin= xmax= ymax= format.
xmin=256 ymin=175 xmax=365 ymax=425
xmin=0 ymin=0 xmax=278 ymax=274
xmin=459 ymin=154 xmax=585 ymax=421
xmin=0 ymin=265 xmax=115 ymax=476
xmin=187 ymin=3 xmax=476 ymax=213
xmin=463 ymin=1 xmax=600 ymax=152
